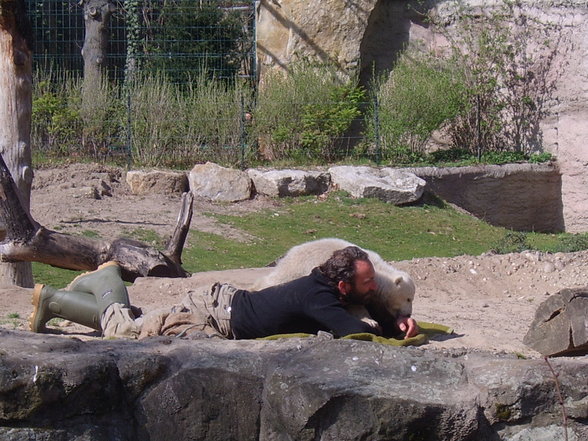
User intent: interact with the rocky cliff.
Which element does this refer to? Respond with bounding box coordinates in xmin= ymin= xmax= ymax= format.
xmin=257 ymin=0 xmax=588 ymax=232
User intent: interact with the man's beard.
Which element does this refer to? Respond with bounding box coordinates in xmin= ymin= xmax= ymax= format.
xmin=345 ymin=287 xmax=376 ymax=305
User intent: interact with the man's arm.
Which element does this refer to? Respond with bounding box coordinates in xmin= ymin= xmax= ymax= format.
xmin=307 ymin=292 xmax=381 ymax=337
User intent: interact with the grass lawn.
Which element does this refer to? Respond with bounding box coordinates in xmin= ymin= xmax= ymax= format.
xmin=32 ymin=191 xmax=585 ymax=286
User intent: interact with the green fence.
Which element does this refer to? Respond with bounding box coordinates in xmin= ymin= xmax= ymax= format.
xmin=27 ymin=0 xmax=258 ymax=167
xmin=27 ymin=0 xmax=256 ymax=82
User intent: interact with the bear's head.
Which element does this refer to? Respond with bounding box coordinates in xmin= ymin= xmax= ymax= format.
xmin=373 ymin=271 xmax=415 ymax=318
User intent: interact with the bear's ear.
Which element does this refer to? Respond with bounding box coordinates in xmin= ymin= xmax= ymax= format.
xmin=393 ymin=275 xmax=404 ymax=286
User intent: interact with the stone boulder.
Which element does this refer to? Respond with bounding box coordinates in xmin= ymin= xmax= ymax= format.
xmin=247 ymin=168 xmax=330 ymax=197
xmin=1 ymin=329 xmax=586 ymax=441
xmin=523 ymin=287 xmax=588 ymax=356
xmin=126 ymin=170 xmax=188 ymax=195
xmin=329 ymin=165 xmax=426 ymax=205
xmin=188 ymin=162 xmax=252 ymax=202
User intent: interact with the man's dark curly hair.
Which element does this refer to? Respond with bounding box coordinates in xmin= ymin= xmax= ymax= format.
xmin=318 ymin=246 xmax=370 ymax=287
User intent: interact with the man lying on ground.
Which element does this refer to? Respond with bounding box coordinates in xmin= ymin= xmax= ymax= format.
xmin=29 ymin=246 xmax=419 ymax=340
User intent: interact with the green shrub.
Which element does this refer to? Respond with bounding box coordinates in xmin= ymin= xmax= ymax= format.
xmin=252 ymin=62 xmax=362 ymax=163
xmin=480 ymin=150 xmax=527 ymax=165
xmin=528 ymin=152 xmax=553 ymax=163
xmin=427 ymin=148 xmax=471 ymax=164
xmin=182 ymin=73 xmax=251 ymax=167
xmin=426 ymin=148 xmax=553 ymax=167
xmin=554 ymin=234 xmax=588 ymax=253
xmin=33 ymin=70 xmax=125 ymax=161
xmin=368 ymin=50 xmax=466 ymax=164
xmin=300 ymin=84 xmax=365 ymax=161
xmin=80 ymin=76 xmax=125 ymax=159
xmin=128 ymin=71 xmax=249 ymax=168
xmin=32 ymin=77 xmax=82 ymax=156
xmin=431 ymin=0 xmax=561 ymax=158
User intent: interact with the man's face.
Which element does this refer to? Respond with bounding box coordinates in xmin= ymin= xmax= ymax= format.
xmin=339 ymin=259 xmax=378 ymax=305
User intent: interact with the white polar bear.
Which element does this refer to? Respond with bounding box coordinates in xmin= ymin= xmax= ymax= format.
xmin=253 ymin=238 xmax=416 ymax=327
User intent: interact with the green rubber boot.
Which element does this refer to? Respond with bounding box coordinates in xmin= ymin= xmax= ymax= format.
xmin=67 ymin=261 xmax=131 ymax=316
xmin=29 ymin=284 xmax=100 ymax=333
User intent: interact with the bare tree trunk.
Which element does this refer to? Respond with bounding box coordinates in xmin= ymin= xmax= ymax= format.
xmin=0 ymin=0 xmax=34 ymax=287
xmin=81 ymin=0 xmax=115 ymax=89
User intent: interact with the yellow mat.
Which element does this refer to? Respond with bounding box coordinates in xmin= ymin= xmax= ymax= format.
xmin=259 ymin=321 xmax=454 ymax=346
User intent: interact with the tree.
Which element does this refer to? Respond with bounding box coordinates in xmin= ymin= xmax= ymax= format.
xmin=81 ymin=0 xmax=116 ymax=91
xmin=1 ymin=2 xmax=192 ymax=282
xmin=0 ymin=0 xmax=34 ymax=287
xmin=429 ymin=0 xmax=562 ymax=158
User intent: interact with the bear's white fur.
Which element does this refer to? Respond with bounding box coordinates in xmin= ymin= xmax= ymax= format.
xmin=253 ymin=238 xmax=416 ymax=324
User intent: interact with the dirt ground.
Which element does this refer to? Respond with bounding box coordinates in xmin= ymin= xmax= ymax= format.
xmin=2 ymin=163 xmax=587 ymax=358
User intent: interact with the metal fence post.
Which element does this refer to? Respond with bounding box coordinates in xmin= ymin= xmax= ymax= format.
xmin=240 ymin=93 xmax=246 ymax=170
xmin=126 ymin=91 xmax=133 ymax=169
xmin=373 ymin=94 xmax=381 ymax=165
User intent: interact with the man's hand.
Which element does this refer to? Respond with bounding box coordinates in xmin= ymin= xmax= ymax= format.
xmin=396 ymin=316 xmax=419 ymax=339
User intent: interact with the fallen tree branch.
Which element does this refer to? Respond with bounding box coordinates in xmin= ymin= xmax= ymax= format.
xmin=0 ymin=155 xmax=191 ymax=282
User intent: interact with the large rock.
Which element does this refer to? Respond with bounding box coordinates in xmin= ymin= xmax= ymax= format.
xmin=257 ymin=0 xmax=377 ymax=81
xmin=536 ymin=2 xmax=588 ymax=233
xmin=188 ymin=162 xmax=252 ymax=202
xmin=0 ymin=330 xmax=586 ymax=440
xmin=523 ymin=287 xmax=588 ymax=356
xmin=247 ymin=168 xmax=330 ymax=197
xmin=126 ymin=170 xmax=188 ymax=195
xmin=329 ymin=165 xmax=426 ymax=204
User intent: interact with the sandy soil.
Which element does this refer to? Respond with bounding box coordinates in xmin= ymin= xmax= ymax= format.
xmin=2 ymin=163 xmax=587 ymax=358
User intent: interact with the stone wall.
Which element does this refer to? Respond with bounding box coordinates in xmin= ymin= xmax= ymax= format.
xmin=1 ymin=329 xmax=586 ymax=441
xmin=409 ymin=162 xmax=564 ymax=233
xmin=256 ymin=0 xmax=588 ymax=232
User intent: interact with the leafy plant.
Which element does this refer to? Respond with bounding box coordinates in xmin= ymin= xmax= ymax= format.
xmin=491 ymin=231 xmax=530 ymax=254
xmin=80 ymin=75 xmax=125 ymax=160
xmin=32 ymin=79 xmax=82 ymax=156
xmin=554 ymin=234 xmax=588 ymax=253
xmin=252 ymin=62 xmax=361 ymax=163
xmin=429 ymin=0 xmax=563 ymax=158
xmin=300 ymin=85 xmax=365 ymax=161
xmin=528 ymin=152 xmax=553 ymax=163
xmin=428 ymin=148 xmax=472 ymax=164
xmin=367 ymin=50 xmax=466 ymax=164
xmin=480 ymin=150 xmax=527 ymax=165
xmin=128 ymin=70 xmax=248 ymax=168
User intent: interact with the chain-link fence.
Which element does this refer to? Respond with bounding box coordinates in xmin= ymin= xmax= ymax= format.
xmin=27 ymin=0 xmax=256 ymax=82
xmin=25 ymin=1 xmax=446 ymax=169
xmin=26 ymin=0 xmax=554 ymax=169
xmin=28 ymin=0 xmax=258 ymax=167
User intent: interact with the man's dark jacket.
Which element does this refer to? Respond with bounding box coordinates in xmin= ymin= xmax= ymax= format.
xmin=230 ymin=268 xmax=376 ymax=339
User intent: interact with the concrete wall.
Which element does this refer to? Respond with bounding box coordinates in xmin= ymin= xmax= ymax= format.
xmin=409 ymin=163 xmax=564 ymax=233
